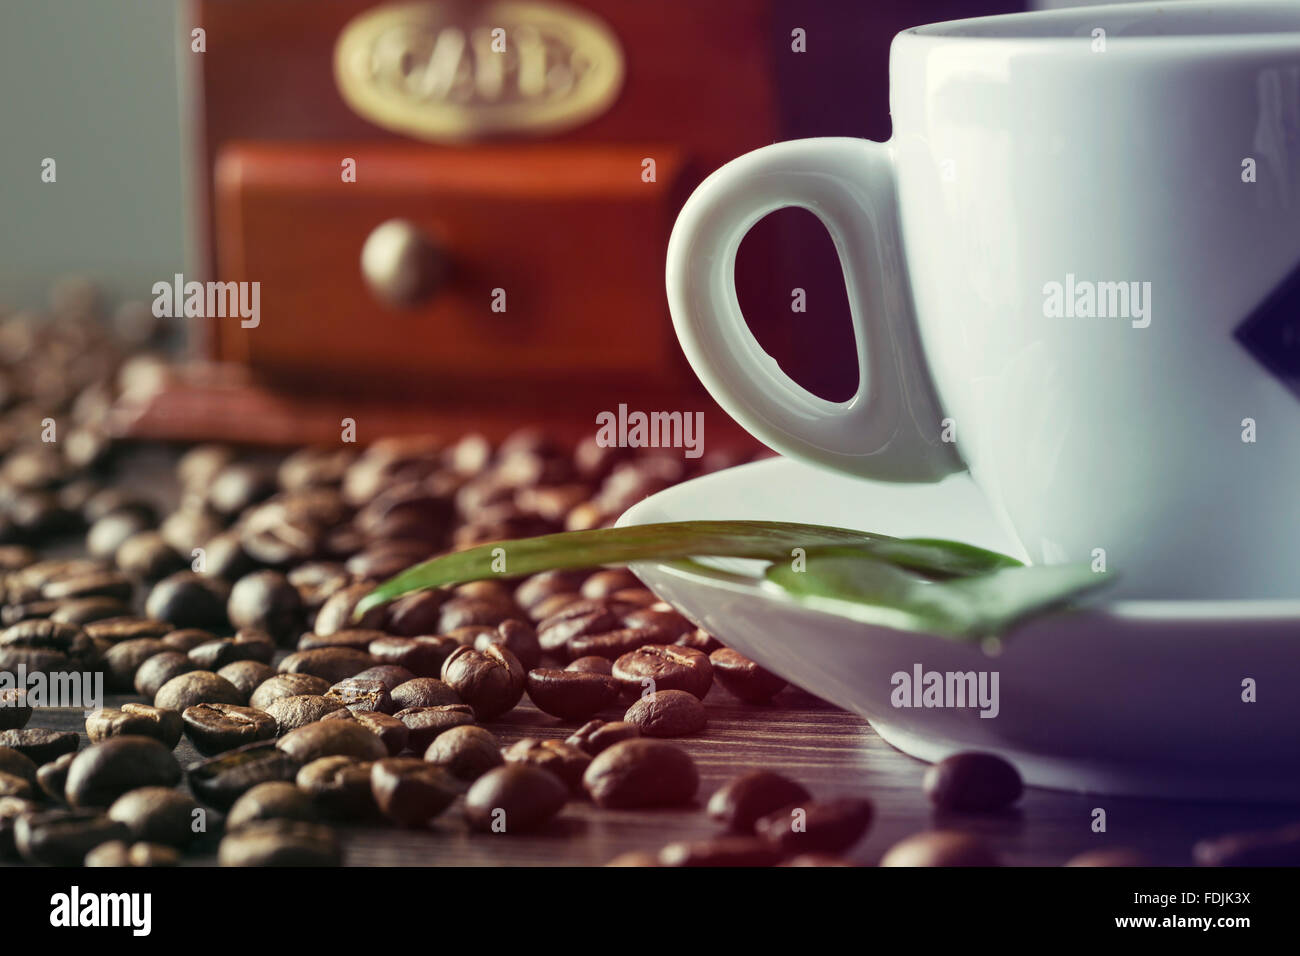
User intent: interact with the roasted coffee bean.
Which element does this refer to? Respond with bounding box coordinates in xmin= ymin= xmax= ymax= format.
xmin=249 ymin=673 xmax=331 ymax=711
xmin=65 ymin=737 xmax=181 ymax=808
xmin=525 ymin=668 xmax=621 ymax=721
xmin=187 ymin=740 xmax=303 ymax=810
xmin=709 ymin=648 xmax=786 ymax=703
xmin=565 ymin=719 xmax=640 ymax=757
xmin=320 ymin=709 xmax=409 ymax=756
xmin=568 ymin=627 xmax=663 ymax=661
xmin=226 ymin=780 xmax=317 ymax=829
xmin=0 ymin=795 xmax=37 ymax=857
xmin=474 ymin=618 xmax=541 ymax=670
xmin=227 ymin=570 xmax=303 ymax=644
xmin=0 ymin=688 xmax=32 ymax=730
xmin=134 ymin=651 xmax=197 ymax=698
xmin=0 ymin=600 xmax=59 ymax=626
xmin=659 ymin=837 xmax=782 ymax=867
xmin=566 ymin=656 xmax=613 ymax=675
xmin=923 ymin=752 xmax=1024 ymax=812
xmin=622 ymin=606 xmax=694 ymax=642
xmin=297 ymin=755 xmax=379 ymax=819
xmin=264 ymin=695 xmax=346 ymax=735
xmin=536 ymin=600 xmax=623 ymax=654
xmin=465 ymin=764 xmax=567 ymax=833
xmin=502 ymin=738 xmax=590 ymax=793
xmin=116 ymin=531 xmax=186 ymax=580
xmin=371 ymin=757 xmax=461 ymax=826
xmin=755 ymin=798 xmax=874 ymax=854
xmin=103 ymin=637 xmax=167 ymax=690
xmin=85 ymin=840 xmax=180 ymax=867
xmin=623 ymin=690 xmax=707 ymax=737
xmin=145 ymin=571 xmax=229 ymax=629
xmin=0 ymin=729 xmax=79 ymax=765
xmin=279 ymin=446 xmax=356 ymax=490
xmin=438 ymin=595 xmax=520 ymax=632
xmin=107 ymin=786 xmax=201 ymax=847
xmin=350 ymin=665 xmax=417 ymax=692
xmin=160 ymin=628 xmax=218 ymax=652
xmin=277 ymin=720 xmax=388 ymax=764
xmin=440 ymin=644 xmax=525 ymax=720
xmin=0 ymin=771 xmax=32 ymax=799
xmin=154 ymin=670 xmax=243 ymax=712
xmin=516 ymin=570 xmax=589 ymax=612
xmin=1194 ymin=823 xmax=1300 ymax=866
xmin=178 ymin=444 xmax=235 ymax=489
xmin=390 ymin=677 xmax=461 ymax=711
xmin=182 ymin=703 xmax=277 ymax=754
xmin=218 ymin=819 xmax=341 ymax=867
xmin=423 ymin=725 xmax=502 ymax=780
xmin=217 ymin=659 xmax=275 ymax=700
xmin=313 ymin=582 xmax=387 ymax=636
xmin=581 ymin=569 xmax=640 ymax=600
xmin=85 ymin=616 xmax=172 ymax=644
xmin=369 ymin=635 xmax=458 ymax=677
xmin=86 ymin=704 xmax=183 ymax=748
xmin=708 ymin=771 xmax=813 ymax=834
xmin=531 ymin=592 xmax=584 ymax=620
xmin=1065 ymin=848 xmax=1148 ymax=867
xmin=279 ymin=647 xmax=375 ymax=684
xmin=87 ymin=510 xmax=151 ymax=559
xmin=201 ymin=529 xmax=254 ymax=580
xmin=287 ymin=561 xmax=350 ymax=613
xmin=239 ymin=496 xmax=338 ymax=567
xmin=15 ymin=809 xmax=130 ymax=866
xmin=393 ymin=704 xmax=476 ymax=751
xmin=676 ymin=628 xmax=724 ymax=654
xmin=611 ymin=588 xmax=657 ymax=607
xmin=384 ymin=589 xmax=449 ymax=636
xmin=326 ymin=677 xmax=393 ymax=714
xmin=1 ymin=619 xmax=95 ymax=667
xmin=347 ymin=542 xmax=430 ymax=581
xmin=49 ymin=596 xmax=132 ymax=625
xmin=186 ymin=636 xmax=274 ymax=671
xmin=208 ymin=463 xmax=276 ymax=517
xmin=298 ymin=628 xmax=385 ymax=652
xmin=613 ymin=644 xmax=712 ymax=700
xmin=36 ymin=751 xmax=75 ymax=800
xmin=583 ymin=738 xmax=698 ymax=808
xmin=41 ymin=569 xmax=132 ymax=602
xmin=879 ymin=831 xmax=999 ymax=867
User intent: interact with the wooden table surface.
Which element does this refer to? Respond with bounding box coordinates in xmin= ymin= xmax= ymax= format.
xmin=16 ymin=681 xmax=1299 ymax=868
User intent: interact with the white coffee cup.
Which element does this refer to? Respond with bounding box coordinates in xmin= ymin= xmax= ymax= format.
xmin=666 ymin=1 xmax=1300 ymax=600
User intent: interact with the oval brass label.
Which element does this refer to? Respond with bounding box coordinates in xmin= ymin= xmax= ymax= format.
xmin=334 ymin=0 xmax=625 ymax=142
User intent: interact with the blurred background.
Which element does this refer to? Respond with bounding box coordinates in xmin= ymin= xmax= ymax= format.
xmin=0 ymin=0 xmax=1204 ymax=445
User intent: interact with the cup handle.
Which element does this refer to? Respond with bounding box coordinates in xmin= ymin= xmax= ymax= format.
xmin=666 ymin=137 xmax=962 ymax=482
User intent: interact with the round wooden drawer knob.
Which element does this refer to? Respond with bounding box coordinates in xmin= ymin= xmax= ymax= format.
xmin=360 ymin=219 xmax=447 ymax=308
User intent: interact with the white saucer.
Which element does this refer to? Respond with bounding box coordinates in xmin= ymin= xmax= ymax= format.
xmin=618 ymin=458 xmax=1300 ymax=801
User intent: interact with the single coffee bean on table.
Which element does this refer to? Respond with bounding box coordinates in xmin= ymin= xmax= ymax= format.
xmin=226 ymin=780 xmax=318 ymax=829
xmin=320 ymin=708 xmax=409 ymax=756
xmin=86 ymin=703 xmax=183 ymax=748
xmin=188 ymin=740 xmax=303 ymax=810
xmin=502 ymin=738 xmax=591 ymax=793
xmin=658 ymin=836 xmax=782 ymax=867
xmin=326 ymin=677 xmax=394 ymax=714
xmin=297 ymin=755 xmax=380 ymax=819
xmin=393 ymin=704 xmax=477 ymax=751
xmin=116 ymin=531 xmax=186 ymax=581
xmin=154 ymin=670 xmax=243 ymax=712
xmin=754 ymin=797 xmax=874 ymax=855
xmin=264 ymin=694 xmax=347 ymax=735
xmin=612 ymin=644 xmax=713 ymax=700
xmin=524 ymin=668 xmax=621 ymax=721
xmin=227 ymin=569 xmax=303 ymax=644
xmin=85 ymin=839 xmax=180 ymax=867
xmin=708 ymin=771 xmax=813 ymax=834
xmin=371 ymin=757 xmax=461 ymax=827
xmin=709 ymin=648 xmax=787 ymax=703
xmin=279 ymin=647 xmax=375 ymax=684
xmin=922 ymin=752 xmax=1024 ymax=812
xmin=103 ymin=637 xmax=168 ymax=690
xmin=276 ymin=719 xmax=388 ymax=764
xmin=381 ymin=589 xmax=448 ymax=636
xmin=15 ymin=809 xmax=131 ymax=866
xmin=566 ymin=656 xmax=613 ymax=675
xmin=218 ymin=659 xmax=276 ymax=700
xmin=389 ymin=677 xmax=461 ymax=711
xmin=182 ymin=703 xmax=278 ymax=754
xmin=217 ymin=818 xmax=341 ymax=867
xmin=249 ymin=673 xmax=331 ymax=711
xmin=351 ymin=664 xmax=418 ymax=692
xmin=565 ymin=719 xmax=641 ymax=757
xmin=107 ymin=786 xmax=202 ymax=847
xmin=134 ymin=651 xmax=198 ymax=699
xmin=473 ymin=618 xmax=542 ymax=670
xmin=583 ymin=738 xmax=699 ymax=808
xmin=314 ymin=582 xmax=387 ymax=636
xmin=65 ymin=737 xmax=182 ymax=808
xmin=623 ymin=689 xmax=707 ymax=737
xmin=84 ymin=616 xmax=172 ymax=643
xmin=440 ymin=644 xmax=525 ymax=720
xmin=145 ymin=571 xmax=230 ymax=629
xmin=879 ymin=830 xmax=1000 ymax=867
xmin=465 ymin=764 xmax=567 ymax=833
xmin=423 ymin=724 xmax=502 ymax=780
xmin=0 ymin=728 xmax=80 ymax=765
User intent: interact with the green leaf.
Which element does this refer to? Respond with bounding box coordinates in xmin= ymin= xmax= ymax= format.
xmin=353 ymin=520 xmax=1022 ymax=618
xmin=765 ymin=547 xmax=1110 ymax=640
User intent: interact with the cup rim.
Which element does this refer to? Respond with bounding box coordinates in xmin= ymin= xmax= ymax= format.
xmin=901 ymin=0 xmax=1300 ymax=49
